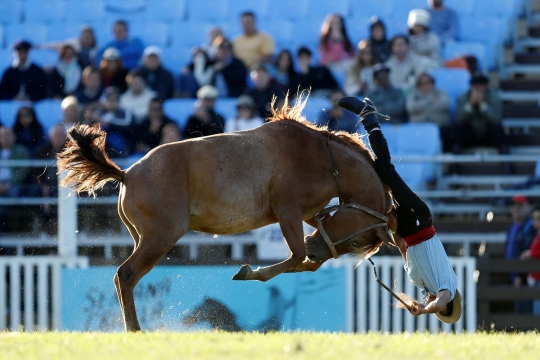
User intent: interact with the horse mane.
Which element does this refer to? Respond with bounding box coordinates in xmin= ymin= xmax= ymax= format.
xmin=267 ymin=90 xmax=374 ymax=163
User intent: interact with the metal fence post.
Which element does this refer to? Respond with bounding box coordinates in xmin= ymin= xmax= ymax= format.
xmin=58 ymin=172 xmax=77 ymax=257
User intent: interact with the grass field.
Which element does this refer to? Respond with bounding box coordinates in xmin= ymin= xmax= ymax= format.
xmin=1 ymin=332 xmax=539 ymax=360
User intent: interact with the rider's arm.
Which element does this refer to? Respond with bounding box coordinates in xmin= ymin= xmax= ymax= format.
xmin=410 ymin=290 xmax=451 ymax=316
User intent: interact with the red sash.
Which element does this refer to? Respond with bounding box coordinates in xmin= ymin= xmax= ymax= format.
xmin=404 ymin=226 xmax=436 ymax=247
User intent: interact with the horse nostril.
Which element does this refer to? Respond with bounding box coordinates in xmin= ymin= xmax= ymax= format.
xmin=307 ymin=254 xmax=317 ymax=262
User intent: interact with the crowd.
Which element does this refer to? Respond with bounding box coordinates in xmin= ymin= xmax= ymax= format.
xmin=0 ymin=0 xmax=512 ymax=233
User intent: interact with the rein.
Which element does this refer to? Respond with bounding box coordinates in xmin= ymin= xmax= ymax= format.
xmin=314 ymin=136 xmax=389 ymax=259
xmin=367 ymin=258 xmax=411 ymax=310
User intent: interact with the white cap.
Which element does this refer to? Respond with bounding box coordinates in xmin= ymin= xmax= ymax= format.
xmin=103 ymin=47 xmax=121 ymax=60
xmin=197 ymin=85 xmax=219 ymax=99
xmin=143 ymin=45 xmax=161 ymax=58
xmin=408 ymin=9 xmax=431 ymax=28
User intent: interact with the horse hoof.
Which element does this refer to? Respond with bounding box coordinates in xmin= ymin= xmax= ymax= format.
xmin=232 ymin=264 xmax=253 ymax=280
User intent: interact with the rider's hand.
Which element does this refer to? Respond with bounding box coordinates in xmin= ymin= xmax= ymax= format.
xmin=409 ymin=303 xmax=425 ymax=317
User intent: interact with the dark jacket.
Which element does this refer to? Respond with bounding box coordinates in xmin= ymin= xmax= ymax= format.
xmin=13 ymin=121 xmax=46 ymax=156
xmin=364 ymin=85 xmax=408 ymax=124
xmin=0 ymin=63 xmax=49 ymax=101
xmin=75 ymin=87 xmax=103 ymax=105
xmin=135 ymin=116 xmax=174 ymax=150
xmin=101 ymin=69 xmax=128 ymax=93
xmin=245 ymin=84 xmax=284 ymax=119
xmin=137 ymin=65 xmax=175 ymax=100
xmin=218 ymin=57 xmax=247 ymax=97
xmin=291 ymin=66 xmax=338 ymax=93
xmin=183 ymin=109 xmax=225 ymax=139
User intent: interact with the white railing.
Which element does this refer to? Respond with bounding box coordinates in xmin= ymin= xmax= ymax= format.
xmin=0 ymin=256 xmax=89 ymax=331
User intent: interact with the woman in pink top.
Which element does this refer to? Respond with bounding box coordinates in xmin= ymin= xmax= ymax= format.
xmin=319 ymin=14 xmax=355 ymax=73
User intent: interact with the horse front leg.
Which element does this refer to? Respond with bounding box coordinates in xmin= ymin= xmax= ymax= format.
xmin=286 ymin=259 xmax=326 ymax=273
xmin=233 ymin=210 xmax=305 ymax=282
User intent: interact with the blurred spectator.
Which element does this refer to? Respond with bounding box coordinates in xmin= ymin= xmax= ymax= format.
xmin=267 ymin=49 xmax=296 ymax=94
xmin=94 ymin=20 xmax=144 ymax=71
xmin=60 ymin=96 xmax=82 ymax=128
xmin=137 ymin=46 xmax=174 ymax=100
xmin=455 ymin=73 xmax=506 ymax=154
xmin=120 ymin=70 xmax=157 ymax=123
xmin=160 ymin=122 xmax=181 ymax=145
xmin=38 ymin=25 xmax=98 ymax=69
xmin=12 ymin=106 xmax=46 ymax=156
xmin=0 ymin=127 xmax=29 ymax=198
xmin=364 ymin=64 xmax=407 ymax=124
xmin=184 ymin=85 xmax=225 ymax=139
xmin=522 ymin=205 xmax=540 ymax=315
xmin=316 ymin=89 xmax=359 ymax=133
xmin=225 ymin=95 xmax=264 ymax=132
xmin=192 ymin=48 xmax=217 ymax=89
xmin=81 ymin=101 xmax=101 ymax=126
xmin=94 ymin=87 xmax=134 ymax=156
xmin=75 ymin=66 xmax=103 ymax=105
xmin=385 ymin=35 xmax=433 ymax=93
xmin=99 ymin=48 xmax=128 ymax=93
xmin=0 ymin=41 xmax=48 ymax=101
xmin=291 ymin=47 xmax=338 ymax=98
xmin=52 ymin=44 xmax=82 ymax=96
xmin=212 ymin=36 xmax=247 ymax=97
xmin=233 ymin=11 xmax=275 ymax=68
xmin=245 ymin=64 xmax=283 ymax=119
xmin=344 ymin=40 xmax=376 ymax=96
xmin=369 ymin=17 xmax=391 ymax=63
xmin=504 ymin=194 xmax=536 ymax=313
xmin=408 ymin=9 xmax=442 ymax=66
xmin=318 ymin=14 xmax=355 ymax=73
xmin=426 ymin=0 xmax=458 ymax=44
xmin=202 ymin=27 xmax=224 ymax=60
xmin=134 ymin=97 xmax=174 ymax=154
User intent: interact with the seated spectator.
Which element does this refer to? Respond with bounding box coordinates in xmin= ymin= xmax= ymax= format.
xmin=184 ymin=85 xmax=225 ymax=139
xmin=318 ymin=14 xmax=355 ymax=73
xmin=364 ymin=64 xmax=407 ymax=124
xmin=225 ymin=95 xmax=264 ymax=132
xmin=134 ymin=97 xmax=174 ymax=154
xmin=75 ymin=66 xmax=103 ymax=105
xmin=52 ymin=44 xmax=82 ymax=96
xmin=455 ymin=73 xmax=507 ymax=154
xmin=38 ymin=25 xmax=98 ymax=69
xmin=344 ymin=40 xmax=376 ymax=96
xmin=504 ymin=194 xmax=536 ymax=313
xmin=369 ymin=17 xmax=391 ymax=63
xmin=99 ymin=48 xmax=128 ymax=93
xmin=137 ymin=46 xmax=174 ymax=100
xmin=161 ymin=122 xmax=181 ymax=145
xmin=426 ymin=0 xmax=458 ymax=44
xmin=316 ymin=89 xmax=359 ymax=133
xmin=385 ymin=35 xmax=434 ymax=94
xmin=408 ymin=9 xmax=442 ymax=66
xmin=0 ymin=40 xmax=48 ymax=101
xmin=94 ymin=20 xmax=144 ymax=71
xmin=201 ymin=27 xmax=224 ymax=60
xmin=81 ymin=101 xmax=101 ymax=126
xmin=120 ymin=70 xmax=157 ymax=123
xmin=291 ymin=47 xmax=338 ymax=97
xmin=267 ymin=49 xmax=296 ymax=94
xmin=191 ymin=48 xmax=217 ymax=89
xmin=94 ymin=86 xmax=134 ymax=156
xmin=0 ymin=127 xmax=29 ymax=198
xmin=212 ymin=36 xmax=248 ymax=97
xmin=61 ymin=96 xmax=82 ymax=128
xmin=233 ymin=11 xmax=275 ymax=69
xmin=522 ymin=205 xmax=540 ymax=315
xmin=245 ymin=64 xmax=283 ymax=119
xmin=12 ymin=106 xmax=46 ymax=156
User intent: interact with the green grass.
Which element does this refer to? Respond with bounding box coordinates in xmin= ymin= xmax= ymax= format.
xmin=0 ymin=332 xmax=539 ymax=360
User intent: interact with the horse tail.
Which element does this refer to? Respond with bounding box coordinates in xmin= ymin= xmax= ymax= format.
xmin=57 ymin=124 xmax=124 ymax=197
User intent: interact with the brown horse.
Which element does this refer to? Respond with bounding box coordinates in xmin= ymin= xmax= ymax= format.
xmin=57 ymin=93 xmax=394 ymax=332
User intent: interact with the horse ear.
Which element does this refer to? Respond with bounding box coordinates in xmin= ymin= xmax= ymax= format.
xmin=375 ymin=225 xmax=397 ymax=248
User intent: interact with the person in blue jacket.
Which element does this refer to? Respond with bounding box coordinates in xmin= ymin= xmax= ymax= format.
xmin=94 ymin=20 xmax=144 ymax=71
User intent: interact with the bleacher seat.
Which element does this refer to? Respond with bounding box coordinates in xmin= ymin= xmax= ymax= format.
xmin=6 ymin=24 xmax=49 ymax=48
xmin=307 ymin=0 xmax=351 ymax=19
xmin=65 ymin=1 xmax=106 ymax=24
xmin=47 ymin=23 xmax=84 ymax=42
xmin=389 ymin=0 xmax=427 ymax=21
xmin=351 ymin=0 xmax=393 ymax=18
xmin=220 ymin=21 xmax=243 ymax=40
xmin=130 ymin=21 xmax=169 ymax=47
xmin=259 ymin=20 xmax=294 ymax=49
xmin=291 ymin=20 xmax=322 ymax=52
xmin=459 ymin=16 xmax=505 ymax=67
xmin=378 ymin=123 xmax=399 ymax=156
xmin=35 ymin=99 xmax=63 ymax=132
xmin=90 ymin=20 xmax=115 ymax=46
xmin=0 ymin=101 xmax=30 ymax=128
xmin=0 ymin=49 xmax=13 ymax=72
xmin=145 ymin=0 xmax=186 ymax=22
xmin=102 ymin=11 xmax=147 ymax=28
xmin=384 ymin=15 xmax=408 ymax=38
xmin=395 ymin=163 xmax=426 ymax=191
xmin=170 ymin=22 xmax=215 ymax=49
xmin=227 ymin=0 xmax=270 ymax=21
xmin=215 ymin=98 xmax=238 ymax=120
xmin=163 ymin=99 xmax=195 ymax=130
xmin=159 ymin=47 xmax=192 ymax=76
xmin=0 ymin=0 xmax=22 ymax=25
xmin=104 ymin=0 xmax=146 ymax=13
xmin=444 ymin=0 xmax=474 ymax=16
xmin=430 ymin=68 xmax=471 ymax=109
xmin=473 ymin=0 xmax=517 ymax=19
xmin=31 ymin=49 xmax=58 ymax=68
xmin=443 ymin=41 xmax=489 ymax=72
xmin=267 ymin=0 xmax=308 ymax=21
xmin=187 ymin=1 xmax=228 ymax=22
xmin=23 ymin=0 xmax=66 ymax=24
xmin=301 ymin=97 xmax=332 ymax=124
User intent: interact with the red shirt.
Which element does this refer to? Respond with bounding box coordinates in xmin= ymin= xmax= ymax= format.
xmin=529 ymin=232 xmax=540 ymax=281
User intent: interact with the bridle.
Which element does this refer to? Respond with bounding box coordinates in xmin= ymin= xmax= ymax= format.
xmin=314 ymin=135 xmax=389 ymax=259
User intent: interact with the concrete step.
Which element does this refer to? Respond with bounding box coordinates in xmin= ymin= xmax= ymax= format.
xmin=503 ymin=103 xmax=540 ymax=118
xmin=515 ymin=52 xmax=540 ymax=64
xmin=517 ymin=37 xmax=540 ymax=48
xmin=499 ymin=90 xmax=540 ymax=101
xmin=503 ymin=64 xmax=540 ymax=75
xmin=500 ymin=79 xmax=540 ymax=91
